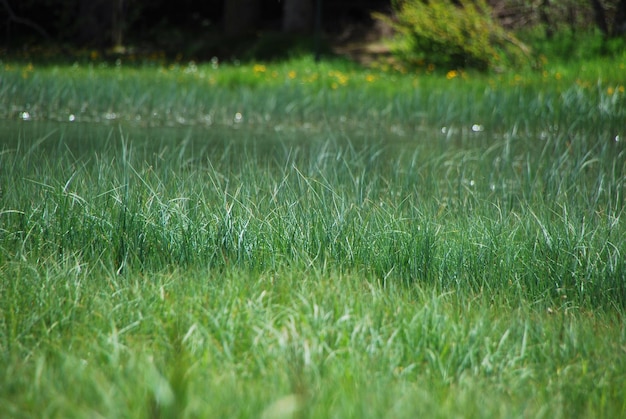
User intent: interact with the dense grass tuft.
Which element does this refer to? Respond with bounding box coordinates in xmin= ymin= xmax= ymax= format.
xmin=2 ymin=120 xmax=624 ymax=308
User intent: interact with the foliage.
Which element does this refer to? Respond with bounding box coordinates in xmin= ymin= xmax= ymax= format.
xmin=519 ymin=27 xmax=626 ymax=61
xmin=377 ymin=0 xmax=530 ymax=71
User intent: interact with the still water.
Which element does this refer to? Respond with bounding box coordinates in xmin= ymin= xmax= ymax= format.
xmin=1 ymin=115 xmax=453 ymax=169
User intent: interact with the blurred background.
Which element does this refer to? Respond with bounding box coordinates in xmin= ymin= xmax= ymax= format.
xmin=0 ymin=0 xmax=624 ymax=63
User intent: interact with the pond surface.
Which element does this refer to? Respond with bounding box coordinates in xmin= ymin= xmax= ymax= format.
xmin=2 ymin=110 xmax=499 ymax=161
xmin=2 ymin=116 xmax=475 ymax=172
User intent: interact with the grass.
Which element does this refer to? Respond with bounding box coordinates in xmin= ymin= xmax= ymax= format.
xmin=1 ymin=50 xmax=626 ymax=417
xmin=2 ymin=52 xmax=625 ymax=126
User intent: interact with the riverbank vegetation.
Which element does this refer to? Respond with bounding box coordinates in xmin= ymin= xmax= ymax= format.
xmin=1 ymin=33 xmax=625 ymax=417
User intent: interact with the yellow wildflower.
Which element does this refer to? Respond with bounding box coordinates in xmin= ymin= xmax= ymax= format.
xmin=446 ymin=70 xmax=458 ymax=80
xmin=329 ymin=70 xmax=348 ymax=85
xmin=253 ymin=64 xmax=266 ymax=73
xmin=288 ymin=70 xmax=296 ymax=79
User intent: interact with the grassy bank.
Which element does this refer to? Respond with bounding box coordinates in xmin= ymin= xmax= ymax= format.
xmin=1 ymin=54 xmax=625 ymax=417
xmin=2 ymin=53 xmax=625 ymax=129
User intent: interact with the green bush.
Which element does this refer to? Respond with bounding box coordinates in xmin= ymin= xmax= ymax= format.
xmin=519 ymin=28 xmax=626 ymax=62
xmin=376 ymin=0 xmax=530 ymax=71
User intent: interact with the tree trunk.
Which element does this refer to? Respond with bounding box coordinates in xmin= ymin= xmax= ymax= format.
xmin=112 ymin=0 xmax=125 ymax=48
xmin=223 ymin=0 xmax=260 ymax=37
xmin=613 ymin=0 xmax=626 ymax=36
xmin=589 ymin=0 xmax=609 ymax=36
xmin=283 ymin=0 xmax=314 ymax=34
xmin=78 ymin=0 xmax=112 ymax=46
xmin=540 ymin=0 xmax=553 ymax=39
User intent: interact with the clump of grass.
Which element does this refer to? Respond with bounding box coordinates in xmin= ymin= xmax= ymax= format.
xmin=1 ymin=119 xmax=624 ymax=308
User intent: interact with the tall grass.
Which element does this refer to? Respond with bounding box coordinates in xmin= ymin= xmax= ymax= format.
xmin=1 ymin=57 xmax=625 ymax=417
xmin=2 ymin=116 xmax=624 ymax=308
xmin=1 ymin=266 xmax=625 ymax=417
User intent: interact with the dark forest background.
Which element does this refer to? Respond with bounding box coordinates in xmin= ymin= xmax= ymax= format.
xmin=1 ymin=0 xmax=625 ymax=61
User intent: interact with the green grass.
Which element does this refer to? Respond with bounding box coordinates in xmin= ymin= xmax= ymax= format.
xmin=2 ymin=52 xmax=625 ymax=127
xmin=1 ymin=54 xmax=626 ymax=417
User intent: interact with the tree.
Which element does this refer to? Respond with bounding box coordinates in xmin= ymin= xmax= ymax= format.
xmin=612 ymin=0 xmax=626 ymax=35
xmin=283 ymin=0 xmax=314 ymax=33
xmin=0 ymin=0 xmax=50 ymax=40
xmin=590 ymin=0 xmax=610 ymax=34
xmin=589 ymin=0 xmax=626 ymax=37
xmin=539 ymin=0 xmax=554 ymax=38
xmin=77 ymin=0 xmax=107 ymax=45
xmin=223 ymin=0 xmax=260 ymax=37
xmin=112 ymin=0 xmax=125 ymax=48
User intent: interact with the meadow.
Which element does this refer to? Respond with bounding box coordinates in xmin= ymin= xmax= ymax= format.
xmin=1 ymin=51 xmax=626 ymax=418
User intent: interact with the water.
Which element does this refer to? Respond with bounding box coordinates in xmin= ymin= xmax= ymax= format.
xmin=0 ymin=116 xmax=443 ymax=169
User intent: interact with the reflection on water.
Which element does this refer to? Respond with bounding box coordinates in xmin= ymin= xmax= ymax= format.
xmin=3 ymin=116 xmax=623 ymax=231
xmin=0 ymin=117 xmax=407 ymax=150
xmin=0 ymin=115 xmax=501 ymax=175
xmin=0 ymin=119 xmax=405 ymax=169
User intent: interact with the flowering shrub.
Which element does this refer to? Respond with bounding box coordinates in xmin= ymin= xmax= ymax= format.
xmin=376 ymin=0 xmax=530 ymax=71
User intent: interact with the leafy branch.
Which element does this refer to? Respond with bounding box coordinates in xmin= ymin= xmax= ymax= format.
xmin=1 ymin=0 xmax=50 ymax=40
